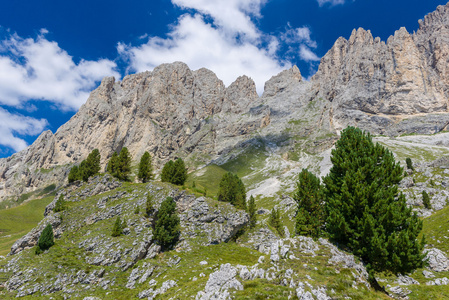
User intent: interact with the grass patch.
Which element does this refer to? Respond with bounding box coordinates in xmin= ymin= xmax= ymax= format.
xmin=0 ymin=196 xmax=53 ymax=256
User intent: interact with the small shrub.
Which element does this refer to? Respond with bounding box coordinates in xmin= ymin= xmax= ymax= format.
xmin=247 ymin=195 xmax=257 ymax=228
xmin=406 ymin=157 xmax=414 ymax=170
xmin=154 ymin=197 xmax=180 ymax=250
xmin=36 ymin=224 xmax=54 ymax=254
xmin=111 ymin=216 xmax=125 ymax=237
xmin=54 ymin=194 xmax=66 ymax=213
xmin=217 ymin=172 xmax=246 ymax=210
xmin=134 ymin=206 xmax=140 ymax=215
xmin=422 ymin=190 xmax=431 ymax=209
xmin=145 ymin=193 xmax=154 ymax=217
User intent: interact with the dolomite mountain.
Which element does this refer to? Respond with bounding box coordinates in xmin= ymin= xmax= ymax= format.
xmin=1 ymin=3 xmax=449 ymax=201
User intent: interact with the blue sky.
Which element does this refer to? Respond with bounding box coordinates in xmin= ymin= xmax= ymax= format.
xmin=0 ymin=0 xmax=447 ymax=158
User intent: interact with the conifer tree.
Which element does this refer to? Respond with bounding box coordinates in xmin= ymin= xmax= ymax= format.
xmin=107 ymin=151 xmax=119 ymax=175
xmin=324 ymin=126 xmax=425 ymax=279
xmin=406 ymin=157 xmax=414 ymax=171
xmin=111 ymin=216 xmax=124 ymax=237
xmin=269 ymin=207 xmax=283 ymax=237
xmin=68 ymin=165 xmax=79 ymax=183
xmin=154 ymin=197 xmax=180 ymax=250
xmin=161 ymin=160 xmax=175 ymax=183
xmin=218 ymin=172 xmax=246 ymax=210
xmin=54 ymin=194 xmax=66 ymax=213
xmin=116 ymin=147 xmax=132 ymax=181
xmin=293 ymin=169 xmax=325 ymax=238
xmin=422 ymin=190 xmax=431 ymax=209
xmin=172 ymin=158 xmax=187 ymax=185
xmin=85 ymin=149 xmax=101 ymax=176
xmin=247 ymin=195 xmax=257 ymax=228
xmin=36 ymin=224 xmax=54 ymax=254
xmin=138 ymin=151 xmax=153 ymax=183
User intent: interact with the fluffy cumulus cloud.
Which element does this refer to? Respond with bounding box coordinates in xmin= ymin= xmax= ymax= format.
xmin=0 ymin=31 xmax=119 ymax=110
xmin=316 ymin=0 xmax=347 ymax=7
xmin=0 ymin=30 xmax=119 ymax=152
xmin=0 ymin=108 xmax=47 ymax=151
xmin=119 ymin=0 xmax=320 ymax=94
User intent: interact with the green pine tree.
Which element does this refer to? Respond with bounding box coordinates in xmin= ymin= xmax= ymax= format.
xmin=422 ymin=190 xmax=431 ymax=209
xmin=293 ymin=169 xmax=325 ymax=238
xmin=161 ymin=160 xmax=175 ymax=183
xmin=111 ymin=216 xmax=123 ymax=237
xmin=172 ymin=158 xmax=187 ymax=185
xmin=68 ymin=165 xmax=80 ymax=183
xmin=217 ymin=172 xmax=246 ymax=210
xmin=138 ymin=151 xmax=154 ymax=183
xmin=154 ymin=197 xmax=180 ymax=250
xmin=324 ymin=126 xmax=425 ymax=280
xmin=269 ymin=207 xmax=283 ymax=237
xmin=36 ymin=224 xmax=54 ymax=254
xmin=85 ymin=149 xmax=101 ymax=176
xmin=116 ymin=147 xmax=132 ymax=181
xmin=107 ymin=152 xmax=119 ymax=175
xmin=54 ymin=194 xmax=66 ymax=213
xmin=247 ymin=195 xmax=257 ymax=228
xmin=406 ymin=157 xmax=414 ymax=170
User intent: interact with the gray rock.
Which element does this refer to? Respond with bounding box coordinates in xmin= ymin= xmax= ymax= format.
xmin=424 ymin=248 xmax=449 ymax=272
xmin=396 ymin=274 xmax=419 ymax=285
xmin=196 ymin=263 xmax=243 ymax=300
xmin=422 ymin=270 xmax=435 ymax=278
xmin=426 ymin=277 xmax=449 ymax=285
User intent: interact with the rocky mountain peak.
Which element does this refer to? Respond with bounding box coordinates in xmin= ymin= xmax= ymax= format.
xmin=262 ymin=65 xmax=302 ymax=98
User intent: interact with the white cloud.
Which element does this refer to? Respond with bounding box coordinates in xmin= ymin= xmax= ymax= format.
xmin=119 ymin=13 xmax=289 ymax=94
xmin=172 ymin=0 xmax=266 ymax=40
xmin=317 ymin=0 xmax=347 ymax=7
xmin=0 ymin=108 xmax=48 ymax=151
xmin=299 ymin=45 xmax=320 ymax=62
xmin=0 ymin=31 xmax=120 ymax=110
xmin=118 ymin=0 xmax=321 ymax=94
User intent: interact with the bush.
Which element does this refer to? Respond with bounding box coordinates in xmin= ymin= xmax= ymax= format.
xmin=247 ymin=195 xmax=257 ymax=228
xmin=36 ymin=224 xmax=54 ymax=254
xmin=324 ymin=127 xmax=425 ymax=277
xmin=406 ymin=157 xmax=414 ymax=170
xmin=154 ymin=197 xmax=180 ymax=250
xmin=293 ymin=169 xmax=325 ymax=238
xmin=111 ymin=216 xmax=125 ymax=237
xmin=422 ymin=190 xmax=432 ymax=209
xmin=54 ymin=194 xmax=66 ymax=213
xmin=217 ymin=172 xmax=246 ymax=210
xmin=138 ymin=151 xmax=154 ymax=183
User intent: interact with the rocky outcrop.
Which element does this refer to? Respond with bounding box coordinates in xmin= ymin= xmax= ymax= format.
xmin=312 ymin=3 xmax=449 ymax=135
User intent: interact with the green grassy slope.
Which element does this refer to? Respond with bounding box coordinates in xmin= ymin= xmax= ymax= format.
xmin=0 ymin=196 xmax=53 ymax=256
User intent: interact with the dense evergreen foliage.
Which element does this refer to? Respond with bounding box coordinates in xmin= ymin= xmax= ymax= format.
xmin=111 ymin=216 xmax=126 ymax=237
xmin=107 ymin=151 xmax=119 ymax=175
xmin=54 ymin=194 xmax=66 ymax=213
xmin=324 ymin=127 xmax=425 ymax=276
xmin=247 ymin=195 xmax=257 ymax=228
xmin=422 ymin=190 xmax=431 ymax=209
xmin=217 ymin=172 xmax=246 ymax=210
xmin=293 ymin=169 xmax=325 ymax=238
xmin=67 ymin=149 xmax=101 ymax=183
xmin=35 ymin=224 xmax=54 ymax=254
xmin=107 ymin=148 xmax=132 ymax=181
xmin=406 ymin=157 xmax=414 ymax=170
xmin=138 ymin=151 xmax=154 ymax=183
xmin=154 ymin=197 xmax=180 ymax=250
xmin=269 ymin=207 xmax=283 ymax=237
xmin=161 ymin=158 xmax=187 ymax=185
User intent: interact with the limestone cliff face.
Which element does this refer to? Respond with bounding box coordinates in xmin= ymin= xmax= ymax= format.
xmin=312 ymin=3 xmax=449 ymax=134
xmin=2 ymin=3 xmax=449 ymax=202
xmin=0 ymin=62 xmax=268 ymax=200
